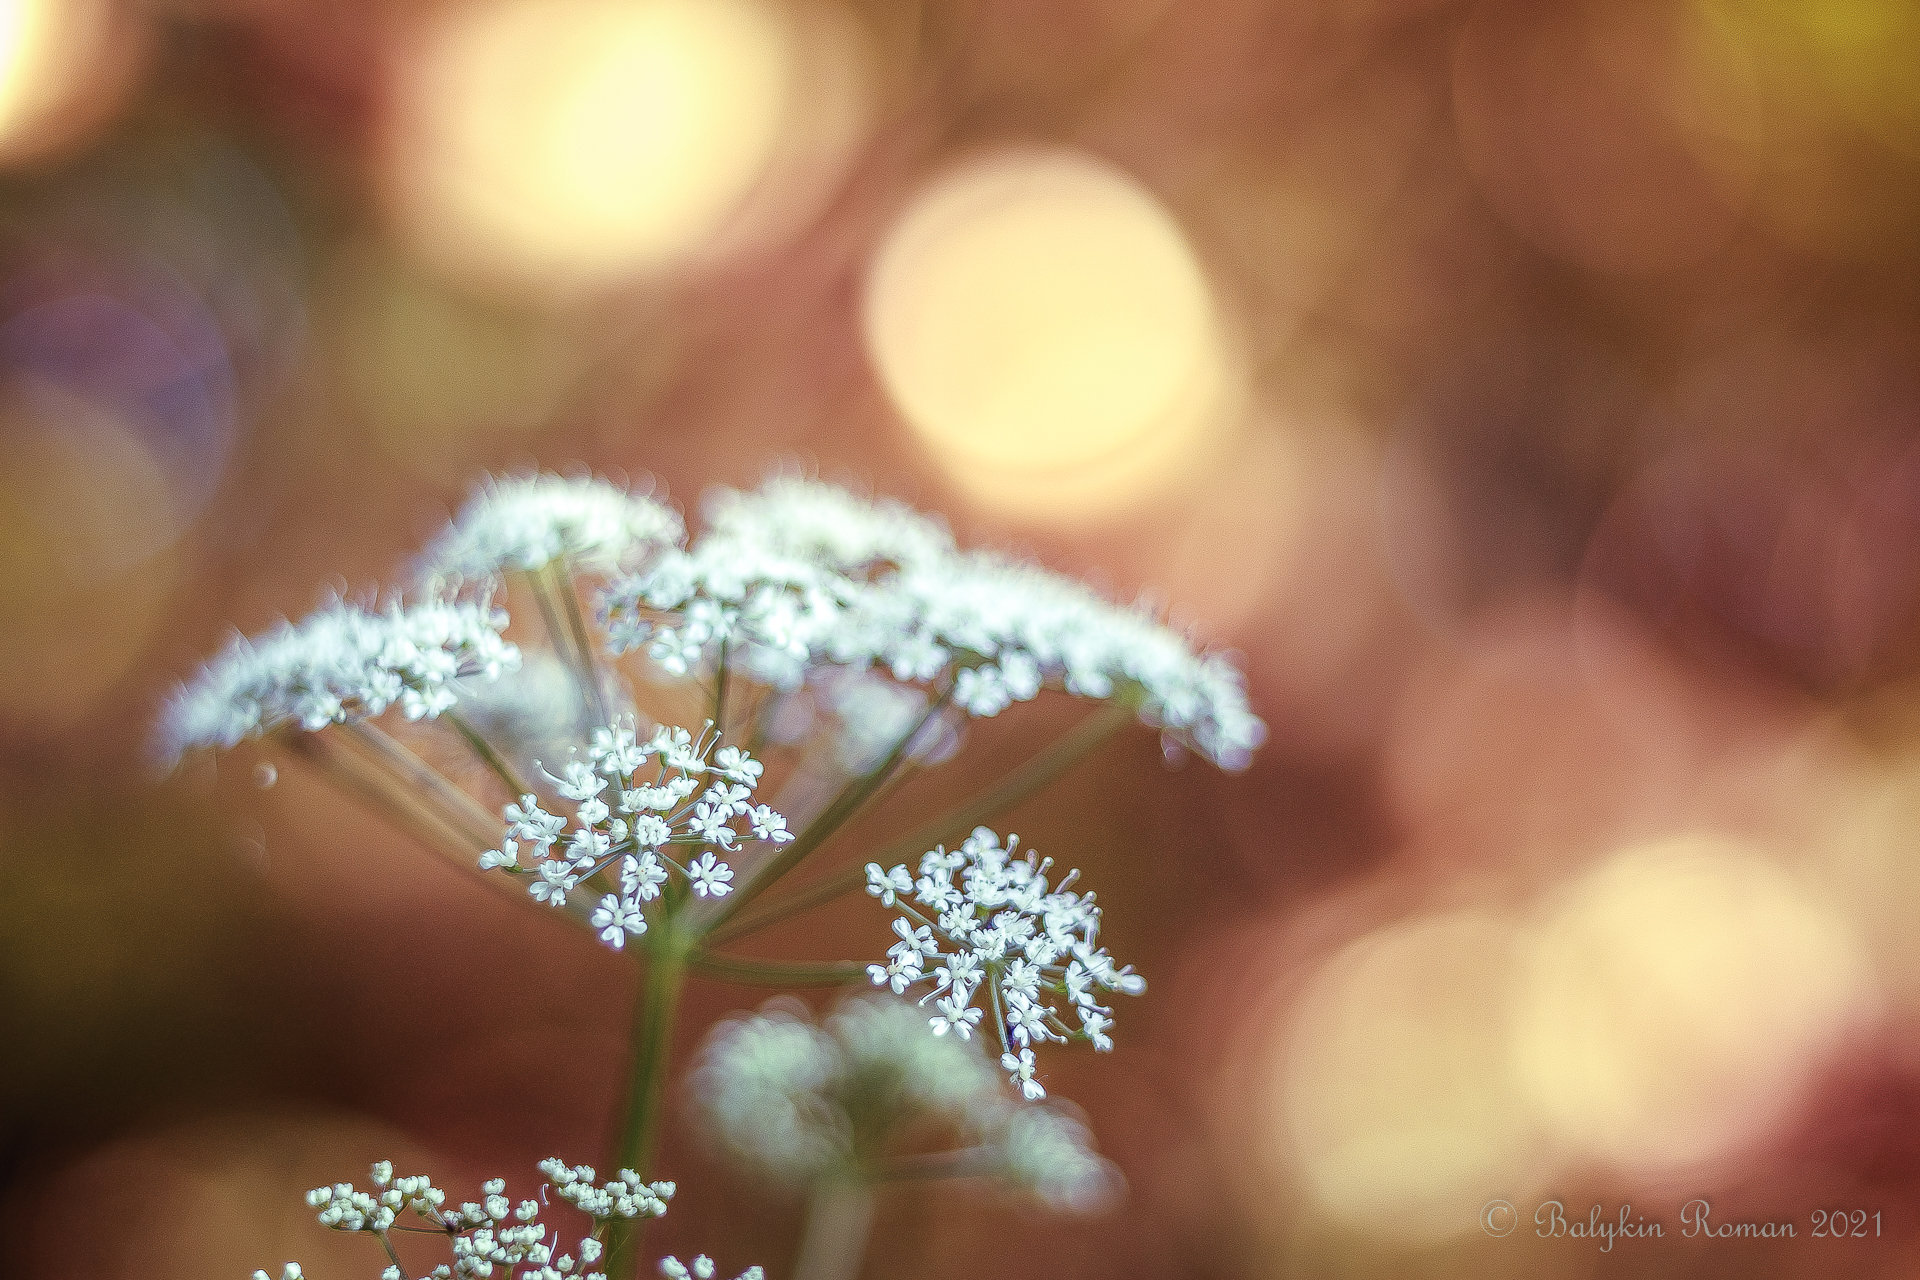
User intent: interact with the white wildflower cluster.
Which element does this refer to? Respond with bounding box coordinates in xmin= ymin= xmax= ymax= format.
xmin=692 ymin=995 xmax=1119 ymax=1210
xmin=161 ymin=598 xmax=519 ymax=760
xmin=603 ymin=477 xmax=1264 ymax=768
xmin=865 ymin=827 xmax=1142 ymax=1101
xmin=424 ymin=473 xmax=684 ymax=583
xmin=264 ymin=1158 xmax=683 ymax=1280
xmin=482 ymin=720 xmax=792 ymax=944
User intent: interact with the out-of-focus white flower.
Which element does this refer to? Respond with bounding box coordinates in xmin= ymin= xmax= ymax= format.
xmin=160 ymin=598 xmax=519 ymax=761
xmin=691 ymin=995 xmax=1117 ymax=1211
xmin=999 ymin=1104 xmax=1122 ymax=1212
xmin=424 ymin=473 xmax=683 ymax=583
xmin=604 ymin=477 xmax=1264 ymax=768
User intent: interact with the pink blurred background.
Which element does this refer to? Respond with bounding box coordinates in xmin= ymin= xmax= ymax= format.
xmin=4 ymin=0 xmax=1920 ymax=1276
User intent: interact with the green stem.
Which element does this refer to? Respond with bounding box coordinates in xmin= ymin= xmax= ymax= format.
xmin=608 ymin=926 xmax=688 ymax=1278
xmin=552 ymin=557 xmax=610 ymax=728
xmin=281 ymin=731 xmax=483 ymax=874
xmin=375 ymin=1230 xmax=412 ymax=1280
xmin=446 ymin=710 xmax=532 ymax=799
xmin=701 ymin=684 xmax=953 ymax=937
xmin=885 ymin=697 xmax=1135 ymax=859
xmin=706 ymin=698 xmax=1136 ymax=946
xmin=712 ymin=638 xmax=730 ymax=740
xmin=685 ymin=950 xmax=866 ymax=987
xmin=528 ymin=565 xmax=601 ymax=737
xmin=337 ymin=719 xmax=503 ymax=849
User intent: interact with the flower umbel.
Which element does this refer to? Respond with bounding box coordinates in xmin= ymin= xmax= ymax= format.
xmin=268 ymin=1158 xmax=697 ymax=1280
xmin=864 ymin=827 xmax=1142 ymax=1100
xmin=482 ymin=719 xmax=788 ymax=946
xmin=603 ymin=477 xmax=1264 ymax=767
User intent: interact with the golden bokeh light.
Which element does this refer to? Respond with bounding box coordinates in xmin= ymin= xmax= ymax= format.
xmin=1511 ymin=834 xmax=1877 ymax=1185
xmin=1275 ymin=911 xmax=1550 ymax=1242
xmin=1809 ymin=740 xmax=1920 ymax=1016
xmin=863 ymin=148 xmax=1234 ymax=521
xmin=0 ymin=0 xmax=141 ymax=165
xmin=386 ymin=0 xmax=831 ymax=298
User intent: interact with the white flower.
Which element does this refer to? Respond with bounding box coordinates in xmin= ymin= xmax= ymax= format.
xmin=482 ymin=720 xmax=789 ymax=940
xmin=1001 ymin=1048 xmax=1045 ymax=1101
xmin=745 ymin=804 xmax=788 ymax=844
xmin=530 ymin=861 xmax=577 ymax=906
xmin=505 ymin=796 xmax=567 ymax=851
xmin=687 ymin=852 xmax=734 ymax=898
xmin=286 ymin=1159 xmax=676 ymax=1280
xmin=712 ymin=745 xmax=763 ymax=784
xmin=865 ymin=862 xmax=913 ymax=906
xmin=661 ymin=1258 xmax=760 ymax=1280
xmin=589 ymin=723 xmax=645 ymax=774
xmin=546 ymin=760 xmax=606 ymax=802
xmin=621 ymin=852 xmax=669 ymax=901
xmin=692 ymin=994 xmax=1113 ymax=1213
xmin=688 ymin=803 xmax=738 ymax=849
xmin=477 ymin=839 xmax=519 ymax=871
xmin=647 ymin=725 xmax=706 ymax=772
xmin=931 ymin=991 xmax=982 ymax=1039
xmin=692 ymin=995 xmax=1000 ymax=1183
xmin=700 ymin=782 xmax=752 ymax=817
xmin=999 ymin=1105 xmax=1121 ymax=1211
xmin=423 ymin=473 xmax=683 ymax=582
xmin=591 ymin=894 xmax=647 ymax=948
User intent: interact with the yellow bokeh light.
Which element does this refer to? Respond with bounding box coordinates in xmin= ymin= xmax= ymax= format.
xmin=0 ymin=0 xmax=132 ymax=165
xmin=388 ymin=0 xmax=802 ymax=297
xmin=1276 ymin=911 xmax=1549 ymax=1242
xmin=863 ymin=148 xmax=1233 ymax=520
xmin=1511 ymin=834 xmax=1876 ymax=1184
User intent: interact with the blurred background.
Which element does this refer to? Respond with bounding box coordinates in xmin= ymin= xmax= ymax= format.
xmin=3 ymin=0 xmax=1920 ymax=1276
